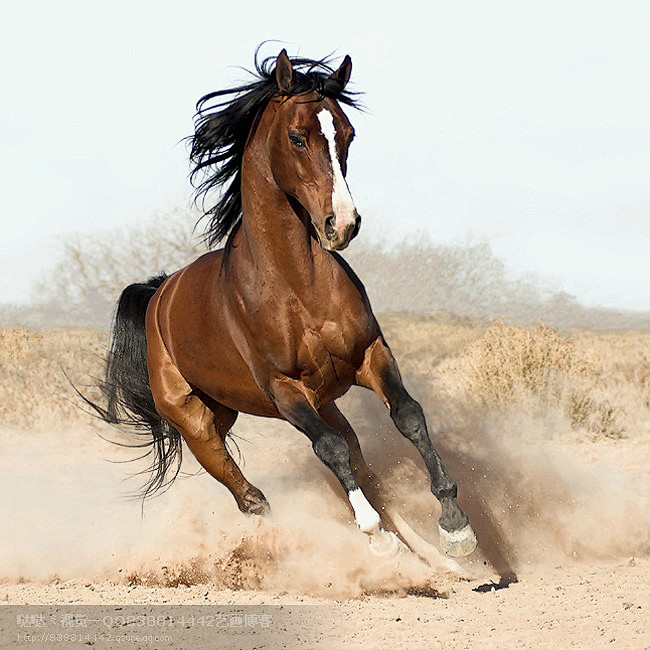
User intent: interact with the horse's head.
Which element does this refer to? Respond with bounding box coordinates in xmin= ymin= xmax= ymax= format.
xmin=266 ymin=50 xmax=361 ymax=252
xmin=191 ymin=49 xmax=363 ymax=250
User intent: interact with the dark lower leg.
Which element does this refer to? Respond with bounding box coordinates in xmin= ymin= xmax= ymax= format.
xmin=319 ymin=403 xmax=381 ymax=494
xmin=271 ymin=386 xmax=380 ymax=534
xmin=389 ymin=395 xmax=468 ymax=531
xmin=273 ymin=394 xmax=360 ymax=495
xmin=309 ymin=428 xmax=381 ymax=533
xmin=307 ymin=420 xmax=359 ymax=495
xmin=320 ymin=402 xmax=416 ymax=545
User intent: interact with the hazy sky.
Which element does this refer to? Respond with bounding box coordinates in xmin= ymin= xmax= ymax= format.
xmin=2 ymin=1 xmax=648 ymax=310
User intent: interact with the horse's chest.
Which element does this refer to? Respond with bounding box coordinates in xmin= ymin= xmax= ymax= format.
xmin=295 ymin=319 xmax=366 ymax=399
xmin=319 ymin=319 xmax=349 ymax=354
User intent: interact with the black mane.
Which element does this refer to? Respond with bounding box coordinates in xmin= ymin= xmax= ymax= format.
xmin=189 ymin=47 xmax=362 ymax=248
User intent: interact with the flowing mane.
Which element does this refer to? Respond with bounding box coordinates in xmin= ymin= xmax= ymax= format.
xmin=189 ymin=48 xmax=362 ymax=247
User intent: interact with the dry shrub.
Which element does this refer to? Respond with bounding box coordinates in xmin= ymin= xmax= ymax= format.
xmin=2 ymin=206 xmax=649 ymax=331
xmin=441 ymin=322 xmax=591 ymax=407
xmin=434 ymin=321 xmax=649 ymax=439
xmin=2 ymin=318 xmax=648 ymax=442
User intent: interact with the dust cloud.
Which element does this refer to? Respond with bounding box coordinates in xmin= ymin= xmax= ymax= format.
xmin=344 ymin=384 xmax=649 ymax=578
xmin=1 ymin=379 xmax=647 ymax=596
xmin=0 ymin=418 xmax=443 ymax=597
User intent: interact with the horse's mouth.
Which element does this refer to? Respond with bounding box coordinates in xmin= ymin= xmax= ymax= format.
xmin=310 ymin=218 xmax=358 ymax=252
xmin=311 ymin=224 xmax=350 ymax=252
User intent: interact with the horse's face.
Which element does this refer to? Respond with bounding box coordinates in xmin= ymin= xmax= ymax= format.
xmin=267 ymin=53 xmax=360 ymax=252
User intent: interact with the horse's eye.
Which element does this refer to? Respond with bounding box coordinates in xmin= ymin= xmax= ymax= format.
xmin=289 ymin=133 xmax=306 ymax=148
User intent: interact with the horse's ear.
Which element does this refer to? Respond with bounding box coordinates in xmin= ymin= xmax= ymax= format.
xmin=330 ymin=55 xmax=352 ymax=90
xmin=275 ymin=49 xmax=293 ymax=92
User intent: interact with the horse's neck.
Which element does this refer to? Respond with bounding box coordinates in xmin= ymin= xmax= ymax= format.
xmin=233 ymin=154 xmax=327 ymax=286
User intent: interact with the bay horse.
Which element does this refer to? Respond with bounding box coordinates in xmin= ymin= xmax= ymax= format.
xmin=96 ymin=49 xmax=477 ymax=559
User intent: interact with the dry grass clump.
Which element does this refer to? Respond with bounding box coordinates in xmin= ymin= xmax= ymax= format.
xmin=572 ymin=331 xmax=650 ymax=409
xmin=0 ymin=328 xmax=106 ymax=429
xmin=435 ymin=321 xmax=649 ymax=439
xmin=2 ymin=318 xmax=648 ymax=441
xmin=379 ymin=311 xmax=488 ymax=368
xmin=441 ymin=322 xmax=591 ymax=407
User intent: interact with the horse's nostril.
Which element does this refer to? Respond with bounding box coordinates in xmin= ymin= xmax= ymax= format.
xmin=351 ymin=214 xmax=361 ymax=239
xmin=324 ymin=215 xmax=337 ymax=241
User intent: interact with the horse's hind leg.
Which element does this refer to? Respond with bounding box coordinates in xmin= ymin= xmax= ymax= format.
xmin=182 ymin=397 xmax=269 ymax=515
xmin=161 ymin=393 xmax=268 ymax=514
xmin=163 ymin=395 xmax=268 ymax=514
xmin=147 ymin=350 xmax=268 ymax=515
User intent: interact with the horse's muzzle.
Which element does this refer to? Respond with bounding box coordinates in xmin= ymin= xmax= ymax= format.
xmin=321 ymin=213 xmax=361 ymax=251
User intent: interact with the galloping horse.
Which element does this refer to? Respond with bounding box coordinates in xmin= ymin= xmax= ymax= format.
xmin=97 ymin=49 xmax=477 ymax=558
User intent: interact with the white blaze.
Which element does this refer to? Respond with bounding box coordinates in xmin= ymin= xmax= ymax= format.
xmin=348 ymin=488 xmax=381 ymax=534
xmin=317 ymin=108 xmax=356 ymax=229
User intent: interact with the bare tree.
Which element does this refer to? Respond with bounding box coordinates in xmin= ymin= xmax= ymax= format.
xmin=2 ymin=207 xmax=648 ymax=330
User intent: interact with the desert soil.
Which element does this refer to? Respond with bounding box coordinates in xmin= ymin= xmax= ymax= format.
xmin=1 ymin=322 xmax=648 ymax=648
xmin=2 ymin=558 xmax=649 ymax=649
xmin=1 ymin=419 xmax=648 ymax=649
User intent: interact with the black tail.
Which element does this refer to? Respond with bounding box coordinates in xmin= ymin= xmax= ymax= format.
xmin=84 ymin=273 xmax=183 ymax=499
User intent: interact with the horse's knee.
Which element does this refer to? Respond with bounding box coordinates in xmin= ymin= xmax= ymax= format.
xmin=433 ymin=477 xmax=458 ymax=500
xmin=313 ymin=430 xmax=351 ymax=470
xmin=391 ymin=398 xmax=427 ymax=444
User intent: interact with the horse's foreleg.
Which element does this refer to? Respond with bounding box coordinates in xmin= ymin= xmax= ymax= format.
xmin=320 ymin=402 xmax=430 ymax=557
xmin=270 ymin=378 xmax=382 ymax=536
xmin=318 ymin=403 xmax=380 ymax=493
xmin=320 ymin=402 xmax=472 ymax=572
xmin=356 ymin=338 xmax=477 ymax=557
xmin=319 ymin=403 xmax=397 ymax=523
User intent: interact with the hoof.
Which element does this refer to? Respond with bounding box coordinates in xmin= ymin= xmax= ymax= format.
xmin=238 ymin=489 xmax=270 ymax=516
xmin=389 ymin=511 xmax=472 ymax=576
xmin=244 ymin=500 xmax=270 ymax=516
xmin=368 ymin=529 xmax=402 ymax=558
xmin=439 ymin=522 xmax=477 ymax=557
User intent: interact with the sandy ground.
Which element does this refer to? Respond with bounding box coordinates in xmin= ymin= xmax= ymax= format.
xmin=1 ymin=557 xmax=649 ymax=649
xmin=2 ymin=392 xmax=649 ymax=649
